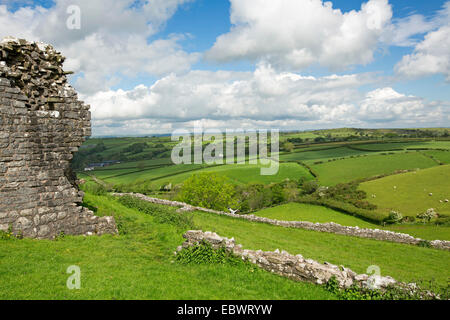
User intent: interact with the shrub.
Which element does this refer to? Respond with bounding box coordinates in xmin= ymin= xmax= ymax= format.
xmin=417 ymin=209 xmax=438 ymax=223
xmin=177 ymin=173 xmax=238 ymax=211
xmin=298 ymin=196 xmax=385 ymax=224
xmin=309 ymin=182 xmax=377 ymax=210
xmin=385 ymin=211 xmax=403 ymax=224
xmin=325 ymin=276 xmax=443 ymax=300
xmin=302 ymin=180 xmax=319 ymax=194
xmin=175 ymin=241 xmax=241 ymax=265
xmin=81 ymin=183 xmax=109 ymax=195
xmin=0 ymin=225 xmax=17 ymax=241
xmin=435 ymin=215 xmax=450 ymax=226
xmin=418 ymin=240 xmax=432 ymax=248
xmin=118 ymin=196 xmax=194 ymax=230
xmin=282 ymin=142 xmax=295 ymax=152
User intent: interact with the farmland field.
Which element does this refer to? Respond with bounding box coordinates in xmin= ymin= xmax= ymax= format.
xmin=253 ymin=203 xmax=450 ymax=240
xmin=192 ymin=208 xmax=450 ymax=287
xmin=279 ymin=146 xmax=372 ymax=163
xmin=93 ymin=161 xmax=314 ymax=187
xmin=359 ymin=165 xmax=450 ymax=217
xmin=254 ymin=203 xmax=377 ymax=228
xmin=97 ymin=163 xmax=208 ymax=184
xmin=3 ymin=0 xmax=450 ymax=303
xmin=352 ymin=141 xmax=450 ymax=151
xmin=311 ymin=152 xmax=438 ymax=186
xmin=0 ymin=194 xmax=335 ymax=300
xmin=423 ymin=150 xmax=450 ymax=164
xmin=19 ymin=129 xmax=450 ymax=300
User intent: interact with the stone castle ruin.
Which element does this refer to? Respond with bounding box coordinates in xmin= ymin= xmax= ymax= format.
xmin=0 ymin=37 xmax=117 ymax=239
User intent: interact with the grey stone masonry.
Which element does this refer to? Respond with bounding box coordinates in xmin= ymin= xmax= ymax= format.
xmin=0 ymin=37 xmax=117 ymax=239
xmin=113 ymin=193 xmax=450 ymax=251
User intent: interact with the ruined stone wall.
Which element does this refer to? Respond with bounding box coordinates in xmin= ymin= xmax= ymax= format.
xmin=0 ymin=37 xmax=117 ymax=239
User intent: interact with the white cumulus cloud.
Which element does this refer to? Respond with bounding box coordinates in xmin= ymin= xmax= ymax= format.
xmin=85 ymin=65 xmax=449 ymax=136
xmin=395 ymin=2 xmax=450 ymax=81
xmin=0 ymin=0 xmax=199 ymax=94
xmin=206 ymin=0 xmax=393 ymax=70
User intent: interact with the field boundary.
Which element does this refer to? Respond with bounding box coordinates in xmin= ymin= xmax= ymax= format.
xmin=113 ymin=193 xmax=450 ymax=250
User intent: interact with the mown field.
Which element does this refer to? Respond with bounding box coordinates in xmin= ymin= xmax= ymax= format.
xmin=311 ymin=152 xmax=438 ymax=186
xmin=279 ymin=146 xmax=372 ymax=163
xmin=360 ymin=165 xmax=450 ymax=217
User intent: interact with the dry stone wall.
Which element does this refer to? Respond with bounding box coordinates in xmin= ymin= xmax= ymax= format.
xmin=0 ymin=37 xmax=117 ymax=239
xmin=114 ymin=193 xmax=450 ymax=250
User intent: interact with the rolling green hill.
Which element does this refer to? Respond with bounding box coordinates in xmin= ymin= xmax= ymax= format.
xmin=359 ymin=165 xmax=450 ymax=217
xmin=312 ymin=152 xmax=438 ymax=186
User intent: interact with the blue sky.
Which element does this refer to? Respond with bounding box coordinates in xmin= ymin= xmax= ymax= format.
xmin=1 ymin=0 xmax=449 ymax=135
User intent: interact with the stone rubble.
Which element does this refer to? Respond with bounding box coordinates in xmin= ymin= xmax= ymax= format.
xmin=114 ymin=193 xmax=450 ymax=251
xmin=0 ymin=37 xmax=117 ymax=239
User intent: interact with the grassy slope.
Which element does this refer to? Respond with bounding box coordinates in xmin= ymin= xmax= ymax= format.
xmin=312 ymin=152 xmax=437 ymax=186
xmin=95 ymin=164 xmax=205 ymax=183
xmin=359 ymin=165 xmax=450 ymax=217
xmin=0 ymin=194 xmax=336 ymax=300
xmin=193 ymin=210 xmax=450 ymax=287
xmin=423 ymin=150 xmax=450 ymax=164
xmin=253 ymin=203 xmax=450 ymax=241
xmin=255 ymin=203 xmax=376 ymax=228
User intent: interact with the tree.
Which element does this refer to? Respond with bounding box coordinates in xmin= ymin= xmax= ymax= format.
xmin=282 ymin=142 xmax=295 ymax=152
xmin=302 ymin=180 xmax=319 ymax=194
xmin=177 ymin=173 xmax=237 ymax=211
xmin=314 ymin=137 xmax=326 ymax=143
xmin=123 ymin=143 xmax=147 ymax=154
xmin=137 ymin=161 xmax=146 ymax=170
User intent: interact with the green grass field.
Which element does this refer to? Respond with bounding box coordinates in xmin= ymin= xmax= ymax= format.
xmin=92 ymin=161 xmax=313 ymax=187
xmin=192 ymin=208 xmax=450 ymax=287
xmin=279 ymin=146 xmax=372 ymax=163
xmin=253 ymin=202 xmax=450 ymax=240
xmin=0 ymin=194 xmax=336 ymax=300
xmin=95 ymin=163 xmax=207 ymax=184
xmin=354 ymin=141 xmax=450 ymax=151
xmin=423 ymin=150 xmax=450 ymax=164
xmin=5 ymin=131 xmax=450 ymax=300
xmin=359 ymin=165 xmax=450 ymax=217
xmin=254 ymin=203 xmax=376 ymax=228
xmin=312 ymin=152 xmax=438 ymax=186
